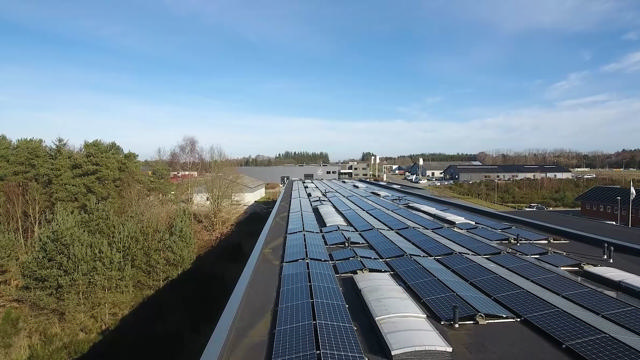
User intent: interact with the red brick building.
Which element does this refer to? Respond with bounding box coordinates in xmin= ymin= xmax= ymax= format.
xmin=575 ymin=186 xmax=639 ymax=227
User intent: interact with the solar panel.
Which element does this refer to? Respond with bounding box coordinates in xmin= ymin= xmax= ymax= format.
xmin=503 ymin=227 xmax=548 ymax=242
xmin=335 ymin=259 xmax=364 ymax=274
xmin=312 ymin=284 xmax=346 ymax=303
xmin=433 ymin=228 xmax=500 ymax=255
xmin=324 ymin=231 xmax=347 ymax=246
xmin=272 ymin=322 xmax=316 ymax=360
xmin=338 ymin=225 xmax=355 ymax=232
xmin=307 ymin=245 xmax=330 ymax=261
xmin=396 ymin=228 xmax=454 ymax=256
xmin=361 ymin=258 xmax=390 ymax=272
xmin=276 ymin=301 xmax=314 ymax=329
xmin=449 ymin=263 xmax=496 ymax=281
xmin=314 ymin=300 xmax=353 ymax=325
xmin=302 ymin=211 xmax=320 ymax=233
xmin=423 ymin=293 xmax=477 ymax=321
xmin=604 ymin=308 xmax=640 ymax=335
xmin=366 ymin=196 xmax=400 ymax=211
xmin=316 ymin=322 xmax=365 ymax=359
xmin=300 ymin=198 xmax=313 ymax=213
xmin=331 ymin=248 xmax=356 ymax=261
xmin=437 ymin=254 xmax=476 ymax=269
xmin=347 ymin=196 xmax=377 ymax=211
xmin=310 ymin=270 xmax=339 ymax=287
xmin=368 ymin=209 xmax=409 ymax=230
xmin=537 ymin=253 xmax=581 ymax=267
xmin=489 ymin=253 xmax=528 ymax=268
xmin=279 ymin=284 xmax=311 ymax=306
xmin=468 ymin=227 xmax=511 ymax=242
xmin=414 ymin=257 xmax=513 ymax=317
xmin=563 ymin=289 xmax=634 ymax=315
xmin=531 ymin=275 xmax=590 ymax=295
xmin=568 ymin=335 xmax=640 ymax=360
xmin=510 ymin=243 xmax=547 ymax=256
xmin=526 ymin=309 xmax=604 ymax=344
xmin=360 ymin=230 xmax=405 ymax=258
xmin=341 ymin=231 xmax=366 ymax=244
xmin=455 ymin=222 xmax=477 ymax=230
xmin=328 ymin=197 xmax=352 ymax=212
xmin=340 ymin=210 xmax=374 ymax=232
xmin=322 ymin=225 xmax=339 ymax=233
xmin=352 ymin=248 xmax=379 ymax=259
xmin=287 ymin=212 xmax=304 ymax=234
xmin=495 ymin=290 xmax=555 ymax=316
xmin=281 ymin=272 xmax=309 ymax=289
xmin=380 ymin=230 xmax=425 ymax=256
xmin=471 ymin=276 xmax=523 ymax=297
xmin=443 ymin=209 xmax=511 ymax=230
xmin=508 ymin=262 xmax=555 ymax=280
xmin=284 ymin=241 xmax=307 ymax=262
xmin=386 ymin=256 xmax=421 ymax=271
xmin=391 ymin=208 xmax=444 ymax=230
xmin=309 ymin=260 xmax=336 ymax=274
xmin=289 ymin=198 xmax=301 ymax=212
xmin=410 ymin=278 xmax=454 ymax=299
xmin=282 ymin=260 xmax=308 ymax=275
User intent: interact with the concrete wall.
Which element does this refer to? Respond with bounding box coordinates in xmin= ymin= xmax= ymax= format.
xmin=233 ymin=187 xmax=266 ymax=206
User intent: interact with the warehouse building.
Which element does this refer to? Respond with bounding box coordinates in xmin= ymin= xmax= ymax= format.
xmin=237 ymin=165 xmax=340 ymax=185
xmin=407 ymin=161 xmax=481 ymax=179
xmin=443 ymin=165 xmax=572 ymax=182
xmin=575 ymin=186 xmax=639 ymax=227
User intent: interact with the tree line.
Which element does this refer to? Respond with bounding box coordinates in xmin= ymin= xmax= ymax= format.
xmin=0 ymin=135 xmax=240 ymax=359
xmin=237 ymin=151 xmax=330 ymax=166
xmin=477 ymin=149 xmax=640 ymax=169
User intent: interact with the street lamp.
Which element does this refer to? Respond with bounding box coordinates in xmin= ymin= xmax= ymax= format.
xmin=616 ymin=196 xmax=621 ymax=225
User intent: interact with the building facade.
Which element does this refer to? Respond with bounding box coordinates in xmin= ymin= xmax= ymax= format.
xmin=339 ymin=162 xmax=371 ymax=179
xmin=575 ymin=186 xmax=639 ymax=227
xmin=443 ymin=165 xmax=572 ymax=182
xmin=237 ymin=165 xmax=340 ymax=184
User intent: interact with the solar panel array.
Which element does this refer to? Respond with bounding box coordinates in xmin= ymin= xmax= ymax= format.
xmin=433 ymin=228 xmax=501 ymax=256
xmin=275 ymin=180 xmax=640 ymax=359
xmin=436 ymin=254 xmax=640 ymax=359
xmin=537 ymin=253 xmax=581 ymax=267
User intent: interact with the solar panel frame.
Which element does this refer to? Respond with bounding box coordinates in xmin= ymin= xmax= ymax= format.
xmin=380 ymin=230 xmax=425 ymax=256
xmin=450 ymin=264 xmax=497 ymax=281
xmin=489 ymin=253 xmax=528 ymax=268
xmin=433 ymin=228 xmax=500 ymax=255
xmin=455 ymin=222 xmax=477 ymax=230
xmin=322 ymin=225 xmax=339 ymax=233
xmin=309 ymin=260 xmax=337 ymax=274
xmin=396 ymin=228 xmax=454 ymax=256
xmin=280 ymin=272 xmax=309 ymax=289
xmin=310 ymin=270 xmax=339 ymax=287
xmin=423 ymin=293 xmax=477 ymax=321
xmin=360 ymin=229 xmax=405 ymax=258
xmin=409 ymin=278 xmax=455 ymax=299
xmin=392 ymin=208 xmax=444 ymax=230
xmin=312 ymin=284 xmax=346 ymax=303
xmin=508 ymin=262 xmax=556 ymax=280
xmin=386 ymin=256 xmax=421 ymax=271
xmin=314 ymin=300 xmax=354 ymax=326
xmin=284 ymin=241 xmax=307 ymax=263
xmin=340 ymin=210 xmax=374 ymax=232
xmin=341 ymin=231 xmax=367 ymax=244
xmin=282 ymin=260 xmax=308 ymax=275
xmin=437 ymin=254 xmax=476 ymax=269
xmin=287 ymin=212 xmax=304 ymax=234
xmin=324 ymin=231 xmax=347 ymax=246
xmin=367 ymin=208 xmax=409 ymax=230
xmin=346 ymin=196 xmax=377 ymax=211
xmin=302 ymin=211 xmax=320 ymax=233
xmin=503 ymin=227 xmax=549 ymax=242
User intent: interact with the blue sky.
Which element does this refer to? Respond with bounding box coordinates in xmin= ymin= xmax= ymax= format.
xmin=1 ymin=0 xmax=640 ymax=160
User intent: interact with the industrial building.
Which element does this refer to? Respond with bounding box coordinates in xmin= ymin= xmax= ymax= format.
xmin=201 ymin=179 xmax=640 ymax=360
xmin=407 ymin=161 xmax=480 ymax=179
xmin=443 ymin=165 xmax=572 ymax=182
xmin=237 ymin=165 xmax=341 ymax=184
xmin=339 ymin=162 xmax=371 ymax=179
xmin=575 ymin=186 xmax=639 ymax=227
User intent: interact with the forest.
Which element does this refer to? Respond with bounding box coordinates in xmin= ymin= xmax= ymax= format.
xmin=0 ymin=135 xmax=237 ymax=359
xmin=239 ymin=151 xmax=330 ymax=166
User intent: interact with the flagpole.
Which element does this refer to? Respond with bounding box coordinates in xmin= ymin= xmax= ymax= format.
xmin=630 ymin=180 xmax=635 ymax=228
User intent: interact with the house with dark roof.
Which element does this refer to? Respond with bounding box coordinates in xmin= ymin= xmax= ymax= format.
xmin=442 ymin=165 xmax=572 ymax=182
xmin=407 ymin=161 xmax=481 ymax=178
xmin=575 ymin=186 xmax=639 ymax=227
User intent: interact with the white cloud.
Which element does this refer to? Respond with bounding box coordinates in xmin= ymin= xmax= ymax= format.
xmin=622 ymin=31 xmax=639 ymax=41
xmin=546 ymin=71 xmax=589 ymax=98
xmin=556 ymin=93 xmax=614 ymax=107
xmin=602 ymin=51 xmax=640 ymax=73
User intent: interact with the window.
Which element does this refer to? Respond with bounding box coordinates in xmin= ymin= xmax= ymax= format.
xmin=354 ymin=167 xmax=358 ymax=170
xmin=607 ymin=206 xmax=611 ymax=213
xmin=600 ymin=204 xmax=604 ymax=211
xmin=585 ymin=203 xmax=590 ymax=210
xmin=326 ymin=171 xmax=331 ymax=174
xmin=332 ymin=171 xmax=336 ymax=174
xmin=614 ymin=207 xmax=618 ymax=214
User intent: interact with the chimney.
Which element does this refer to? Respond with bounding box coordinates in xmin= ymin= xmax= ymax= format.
xmin=452 ymin=305 xmax=459 ymax=328
xmin=603 ymin=242 xmax=608 ymax=260
xmin=609 ymin=246 xmax=614 ymax=263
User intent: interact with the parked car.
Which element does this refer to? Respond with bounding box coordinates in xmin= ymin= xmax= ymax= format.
xmin=524 ymin=203 xmax=547 ymax=210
